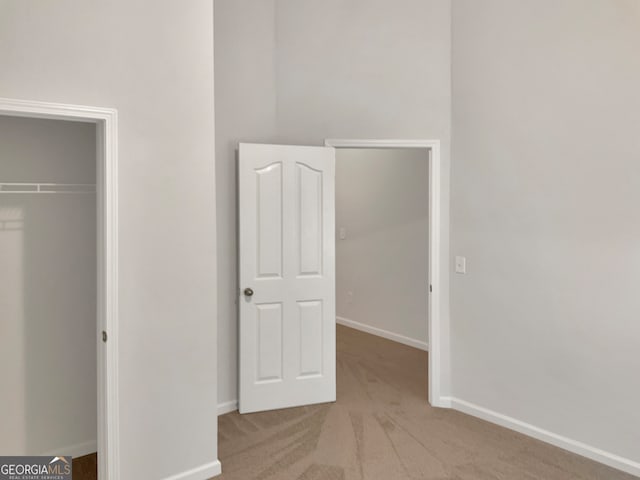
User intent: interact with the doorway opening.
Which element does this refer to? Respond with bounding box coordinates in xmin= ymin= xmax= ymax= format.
xmin=326 ymin=139 xmax=442 ymax=407
xmin=223 ymin=138 xmax=444 ymax=477
xmin=0 ymin=98 xmax=119 ymax=480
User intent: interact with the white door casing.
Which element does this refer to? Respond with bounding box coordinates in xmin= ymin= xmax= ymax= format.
xmin=0 ymin=97 xmax=120 ymax=479
xmin=238 ymin=143 xmax=336 ymax=414
xmin=325 ymin=138 xmax=444 ymax=408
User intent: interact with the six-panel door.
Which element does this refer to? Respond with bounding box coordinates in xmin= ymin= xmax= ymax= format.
xmin=238 ymin=143 xmax=336 ymax=414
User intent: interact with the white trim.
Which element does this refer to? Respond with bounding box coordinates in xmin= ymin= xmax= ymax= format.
xmin=325 ymin=139 xmax=439 ymax=149
xmin=0 ymin=182 xmax=96 ymax=194
xmin=325 ymin=139 xmax=445 ymax=407
xmin=218 ymin=400 xmax=239 ymax=416
xmin=41 ymin=440 xmax=97 ymax=459
xmin=161 ymin=461 xmax=222 ymax=480
xmin=336 ymin=316 xmax=428 ymax=351
xmin=0 ymin=97 xmax=120 ymax=480
xmin=450 ymin=398 xmax=640 ymax=478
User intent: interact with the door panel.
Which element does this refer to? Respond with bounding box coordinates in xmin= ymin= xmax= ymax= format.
xmin=256 ymin=162 xmax=283 ymax=278
xmin=238 ymin=143 xmax=335 ymax=414
xmin=298 ymin=300 xmax=323 ymax=377
xmin=297 ymin=163 xmax=323 ymax=276
xmin=255 ymin=303 xmax=283 ymax=383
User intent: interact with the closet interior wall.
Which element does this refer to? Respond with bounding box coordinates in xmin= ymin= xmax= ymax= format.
xmin=0 ymin=115 xmax=98 ymax=457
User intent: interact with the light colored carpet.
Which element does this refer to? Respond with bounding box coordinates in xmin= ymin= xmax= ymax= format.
xmin=218 ymin=325 xmax=635 ymax=480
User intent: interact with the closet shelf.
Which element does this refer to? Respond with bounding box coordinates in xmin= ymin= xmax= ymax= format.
xmin=0 ymin=182 xmax=96 ymax=194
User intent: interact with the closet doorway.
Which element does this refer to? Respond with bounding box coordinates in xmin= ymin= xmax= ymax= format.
xmin=0 ymin=98 xmax=119 ymax=479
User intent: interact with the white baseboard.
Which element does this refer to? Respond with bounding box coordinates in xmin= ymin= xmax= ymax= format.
xmin=432 ymin=395 xmax=452 ymax=408
xmin=336 ymin=316 xmax=428 ymax=351
xmin=41 ymin=439 xmax=97 ymax=458
xmin=218 ymin=399 xmax=238 ymax=416
xmin=450 ymin=397 xmax=640 ymax=478
xmin=162 ymin=460 xmax=222 ymax=480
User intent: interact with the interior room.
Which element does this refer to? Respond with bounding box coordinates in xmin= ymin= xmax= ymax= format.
xmin=214 ymin=1 xmax=640 ymax=479
xmin=1 ymin=1 xmax=639 ymax=480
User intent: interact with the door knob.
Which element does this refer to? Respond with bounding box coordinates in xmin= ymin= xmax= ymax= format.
xmin=244 ymin=287 xmax=254 ymax=297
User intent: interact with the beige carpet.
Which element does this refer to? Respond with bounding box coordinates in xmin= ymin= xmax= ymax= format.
xmin=218 ymin=325 xmax=636 ymax=480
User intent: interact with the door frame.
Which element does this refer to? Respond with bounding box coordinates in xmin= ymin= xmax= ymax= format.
xmin=325 ymin=139 xmax=446 ymax=407
xmin=0 ymin=97 xmax=120 ymax=478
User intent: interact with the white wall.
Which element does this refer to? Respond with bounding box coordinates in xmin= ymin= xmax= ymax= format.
xmin=451 ymin=0 xmax=640 ymax=469
xmin=0 ymin=2 xmax=218 ymax=479
xmin=215 ymin=0 xmax=451 ymax=408
xmin=214 ymin=0 xmax=277 ymax=410
xmin=336 ymin=148 xmax=429 ymax=347
xmin=0 ymin=117 xmax=97 ymax=457
xmin=274 ymin=0 xmax=451 ymax=145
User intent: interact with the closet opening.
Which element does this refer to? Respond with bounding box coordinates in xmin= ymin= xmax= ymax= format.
xmin=0 ymin=98 xmax=119 ymax=480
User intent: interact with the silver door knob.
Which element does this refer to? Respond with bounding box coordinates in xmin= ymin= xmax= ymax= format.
xmin=244 ymin=287 xmax=254 ymax=297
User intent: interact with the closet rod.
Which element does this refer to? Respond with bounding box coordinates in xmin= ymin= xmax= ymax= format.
xmin=0 ymin=182 xmax=96 ymax=194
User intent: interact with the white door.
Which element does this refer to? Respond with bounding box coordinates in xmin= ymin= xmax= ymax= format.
xmin=238 ymin=143 xmax=336 ymax=414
